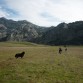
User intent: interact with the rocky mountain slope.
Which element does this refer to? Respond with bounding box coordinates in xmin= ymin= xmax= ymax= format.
xmin=36 ymin=22 xmax=83 ymax=45
xmin=0 ymin=17 xmax=83 ymax=45
xmin=0 ymin=17 xmax=47 ymax=41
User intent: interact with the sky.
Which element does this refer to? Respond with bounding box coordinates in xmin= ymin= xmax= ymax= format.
xmin=0 ymin=0 xmax=83 ymax=27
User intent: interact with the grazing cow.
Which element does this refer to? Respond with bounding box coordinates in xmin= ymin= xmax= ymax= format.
xmin=59 ymin=48 xmax=62 ymax=54
xmin=15 ymin=52 xmax=25 ymax=58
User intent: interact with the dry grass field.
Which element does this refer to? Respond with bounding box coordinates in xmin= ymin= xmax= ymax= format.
xmin=0 ymin=42 xmax=83 ymax=83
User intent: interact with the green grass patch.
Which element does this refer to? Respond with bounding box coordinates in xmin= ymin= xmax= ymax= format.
xmin=0 ymin=42 xmax=83 ymax=83
xmin=0 ymin=41 xmax=44 ymax=47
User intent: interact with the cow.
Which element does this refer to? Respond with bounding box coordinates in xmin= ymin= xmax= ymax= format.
xmin=59 ymin=48 xmax=62 ymax=54
xmin=15 ymin=52 xmax=25 ymax=58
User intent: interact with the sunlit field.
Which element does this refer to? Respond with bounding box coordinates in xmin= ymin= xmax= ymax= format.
xmin=0 ymin=42 xmax=83 ymax=83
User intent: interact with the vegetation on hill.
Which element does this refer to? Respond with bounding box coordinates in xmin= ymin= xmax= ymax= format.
xmin=0 ymin=17 xmax=83 ymax=45
xmin=34 ymin=22 xmax=83 ymax=45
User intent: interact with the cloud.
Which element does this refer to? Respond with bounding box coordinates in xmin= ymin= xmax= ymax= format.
xmin=45 ymin=0 xmax=83 ymax=22
xmin=0 ymin=7 xmax=9 ymax=17
xmin=0 ymin=0 xmax=83 ymax=26
xmin=0 ymin=0 xmax=19 ymax=19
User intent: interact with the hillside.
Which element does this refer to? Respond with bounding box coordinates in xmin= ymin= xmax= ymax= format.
xmin=34 ymin=22 xmax=83 ymax=45
xmin=0 ymin=17 xmax=83 ymax=45
xmin=0 ymin=17 xmax=48 ymax=42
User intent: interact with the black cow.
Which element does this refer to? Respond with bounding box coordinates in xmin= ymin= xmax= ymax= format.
xmin=59 ymin=48 xmax=62 ymax=54
xmin=15 ymin=52 xmax=25 ymax=58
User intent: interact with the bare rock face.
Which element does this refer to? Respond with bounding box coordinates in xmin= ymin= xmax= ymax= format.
xmin=9 ymin=24 xmax=39 ymax=41
xmin=0 ymin=24 xmax=7 ymax=30
xmin=0 ymin=24 xmax=7 ymax=40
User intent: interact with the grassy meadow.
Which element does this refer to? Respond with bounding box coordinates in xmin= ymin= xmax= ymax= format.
xmin=0 ymin=42 xmax=83 ymax=83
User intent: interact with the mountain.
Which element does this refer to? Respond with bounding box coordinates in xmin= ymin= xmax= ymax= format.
xmin=0 ymin=17 xmax=83 ymax=45
xmin=0 ymin=17 xmax=48 ymax=41
xmin=36 ymin=22 xmax=83 ymax=45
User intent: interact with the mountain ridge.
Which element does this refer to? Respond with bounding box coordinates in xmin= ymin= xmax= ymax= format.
xmin=0 ymin=17 xmax=83 ymax=45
